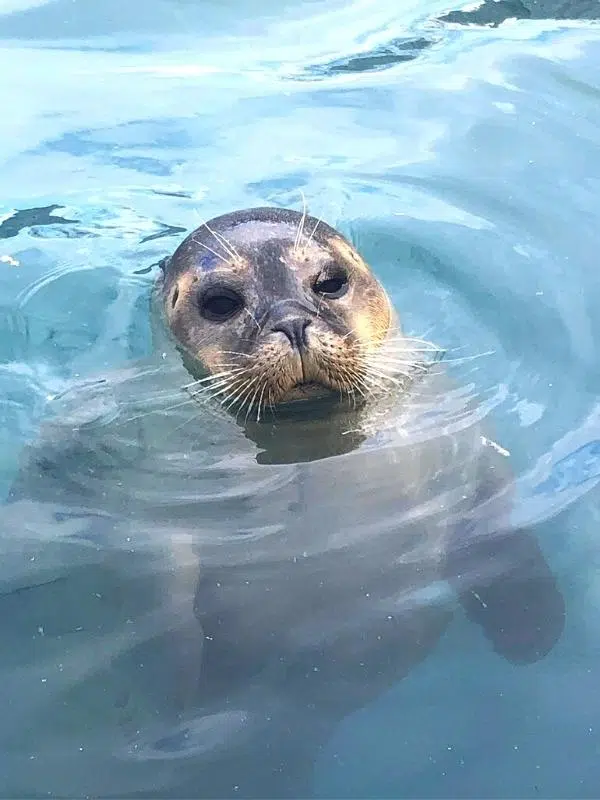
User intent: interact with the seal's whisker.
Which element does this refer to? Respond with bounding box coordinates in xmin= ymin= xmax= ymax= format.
xmin=355 ymin=342 xmax=433 ymax=367
xmin=368 ymin=368 xmax=423 ymax=382
xmin=244 ymin=378 xmax=266 ymax=424
xmin=183 ymin=372 xmax=247 ymax=395
xmin=208 ymin=226 xmax=242 ymax=262
xmin=334 ymin=365 xmax=371 ymax=402
xmin=388 ymin=338 xmax=441 ymax=351
xmin=219 ymin=351 xmax=255 ymax=359
xmin=371 ymin=348 xmax=443 ymax=363
xmin=223 ymin=375 xmax=261 ymax=415
xmin=244 ymin=308 xmax=262 ymax=332
xmin=203 ymin=223 xmax=239 ymax=263
xmin=367 ymin=357 xmax=429 ymax=373
xmin=338 ymin=375 xmax=359 ymax=409
xmin=378 ymin=339 xmax=441 ymax=352
xmin=347 ymin=377 xmax=371 ymax=401
xmin=367 ymin=353 xmax=428 ymax=365
xmin=198 ymin=376 xmax=246 ymax=405
xmin=212 ymin=362 xmax=252 ymax=370
xmin=254 ymin=379 xmax=271 ymax=423
xmin=211 ymin=377 xmax=251 ymax=403
xmin=208 ymin=363 xmax=250 ymax=374
xmin=344 ymin=375 xmax=370 ymax=409
xmin=250 ymin=376 xmax=273 ymax=422
xmin=341 ymin=327 xmax=359 ymax=342
xmin=363 ymin=367 xmax=410 ymax=387
xmin=314 ymin=295 xmax=327 ymax=322
xmin=207 ymin=368 xmax=252 ymax=382
xmin=120 ymin=396 xmax=197 ymax=425
xmin=376 ymin=349 xmax=442 ymax=358
xmin=192 ymin=236 xmax=234 ymax=267
xmin=264 ymin=384 xmax=277 ymax=421
xmin=188 ymin=377 xmax=240 ymax=397
xmin=431 ymin=351 xmax=495 ymax=365
xmin=294 ymin=191 xmax=308 ymax=254
xmin=304 ymin=214 xmax=322 ymax=250
xmin=181 ymin=369 xmax=245 ymax=390
xmin=353 ymin=369 xmax=391 ymax=395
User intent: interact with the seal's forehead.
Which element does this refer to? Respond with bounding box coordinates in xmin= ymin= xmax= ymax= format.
xmin=189 ymin=221 xmax=300 ymax=276
xmin=225 ymin=220 xmax=297 ymax=246
xmin=182 ymin=218 xmax=372 ymax=277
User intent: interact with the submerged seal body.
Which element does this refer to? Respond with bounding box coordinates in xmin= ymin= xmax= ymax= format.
xmin=1 ymin=207 xmax=565 ymax=798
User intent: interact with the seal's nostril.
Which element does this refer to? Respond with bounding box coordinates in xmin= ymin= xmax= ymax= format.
xmin=271 ymin=318 xmax=311 ymax=352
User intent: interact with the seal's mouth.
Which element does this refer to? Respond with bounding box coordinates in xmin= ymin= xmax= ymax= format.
xmin=278 ymin=381 xmax=335 ymax=403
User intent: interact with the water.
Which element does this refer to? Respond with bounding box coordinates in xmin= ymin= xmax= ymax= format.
xmin=1 ymin=0 xmax=600 ymax=796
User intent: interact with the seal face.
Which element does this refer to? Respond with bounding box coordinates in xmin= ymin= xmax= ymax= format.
xmin=157 ymin=207 xmax=399 ymax=418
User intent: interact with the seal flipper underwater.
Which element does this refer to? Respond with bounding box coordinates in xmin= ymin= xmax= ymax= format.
xmin=442 ymin=442 xmax=565 ymax=665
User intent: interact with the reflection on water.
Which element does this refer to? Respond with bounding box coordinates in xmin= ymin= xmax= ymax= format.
xmin=298 ymin=37 xmax=434 ymax=79
xmin=0 ymin=205 xmax=79 ymax=240
xmin=1 ymin=0 xmax=600 ymax=797
xmin=439 ymin=0 xmax=600 ymax=26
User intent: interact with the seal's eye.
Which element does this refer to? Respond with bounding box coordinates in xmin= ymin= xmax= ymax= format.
xmin=199 ymin=288 xmax=244 ymax=322
xmin=312 ymin=269 xmax=349 ymax=299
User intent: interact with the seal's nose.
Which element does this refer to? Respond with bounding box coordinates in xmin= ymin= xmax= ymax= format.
xmin=271 ymin=317 xmax=311 ymax=352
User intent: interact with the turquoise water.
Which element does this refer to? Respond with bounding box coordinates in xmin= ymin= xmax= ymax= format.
xmin=1 ymin=0 xmax=600 ymax=797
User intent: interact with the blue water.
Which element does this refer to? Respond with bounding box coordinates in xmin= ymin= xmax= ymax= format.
xmin=1 ymin=0 xmax=600 ymax=797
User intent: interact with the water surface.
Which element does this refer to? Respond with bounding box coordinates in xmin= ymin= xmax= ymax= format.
xmin=1 ymin=0 xmax=600 ymax=796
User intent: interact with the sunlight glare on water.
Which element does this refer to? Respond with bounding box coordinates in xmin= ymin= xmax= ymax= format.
xmin=1 ymin=0 xmax=600 ymax=797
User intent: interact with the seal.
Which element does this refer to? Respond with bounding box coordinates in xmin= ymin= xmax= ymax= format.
xmin=1 ymin=206 xmax=565 ymax=799
xmin=157 ymin=206 xmax=399 ymax=414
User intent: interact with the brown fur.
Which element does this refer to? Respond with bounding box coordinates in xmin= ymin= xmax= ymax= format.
xmin=158 ymin=207 xmax=397 ymax=414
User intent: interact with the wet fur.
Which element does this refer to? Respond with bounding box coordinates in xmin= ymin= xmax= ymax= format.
xmin=157 ymin=207 xmax=399 ymax=419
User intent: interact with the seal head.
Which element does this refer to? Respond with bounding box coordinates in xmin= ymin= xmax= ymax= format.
xmin=157 ymin=207 xmax=400 ymax=419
